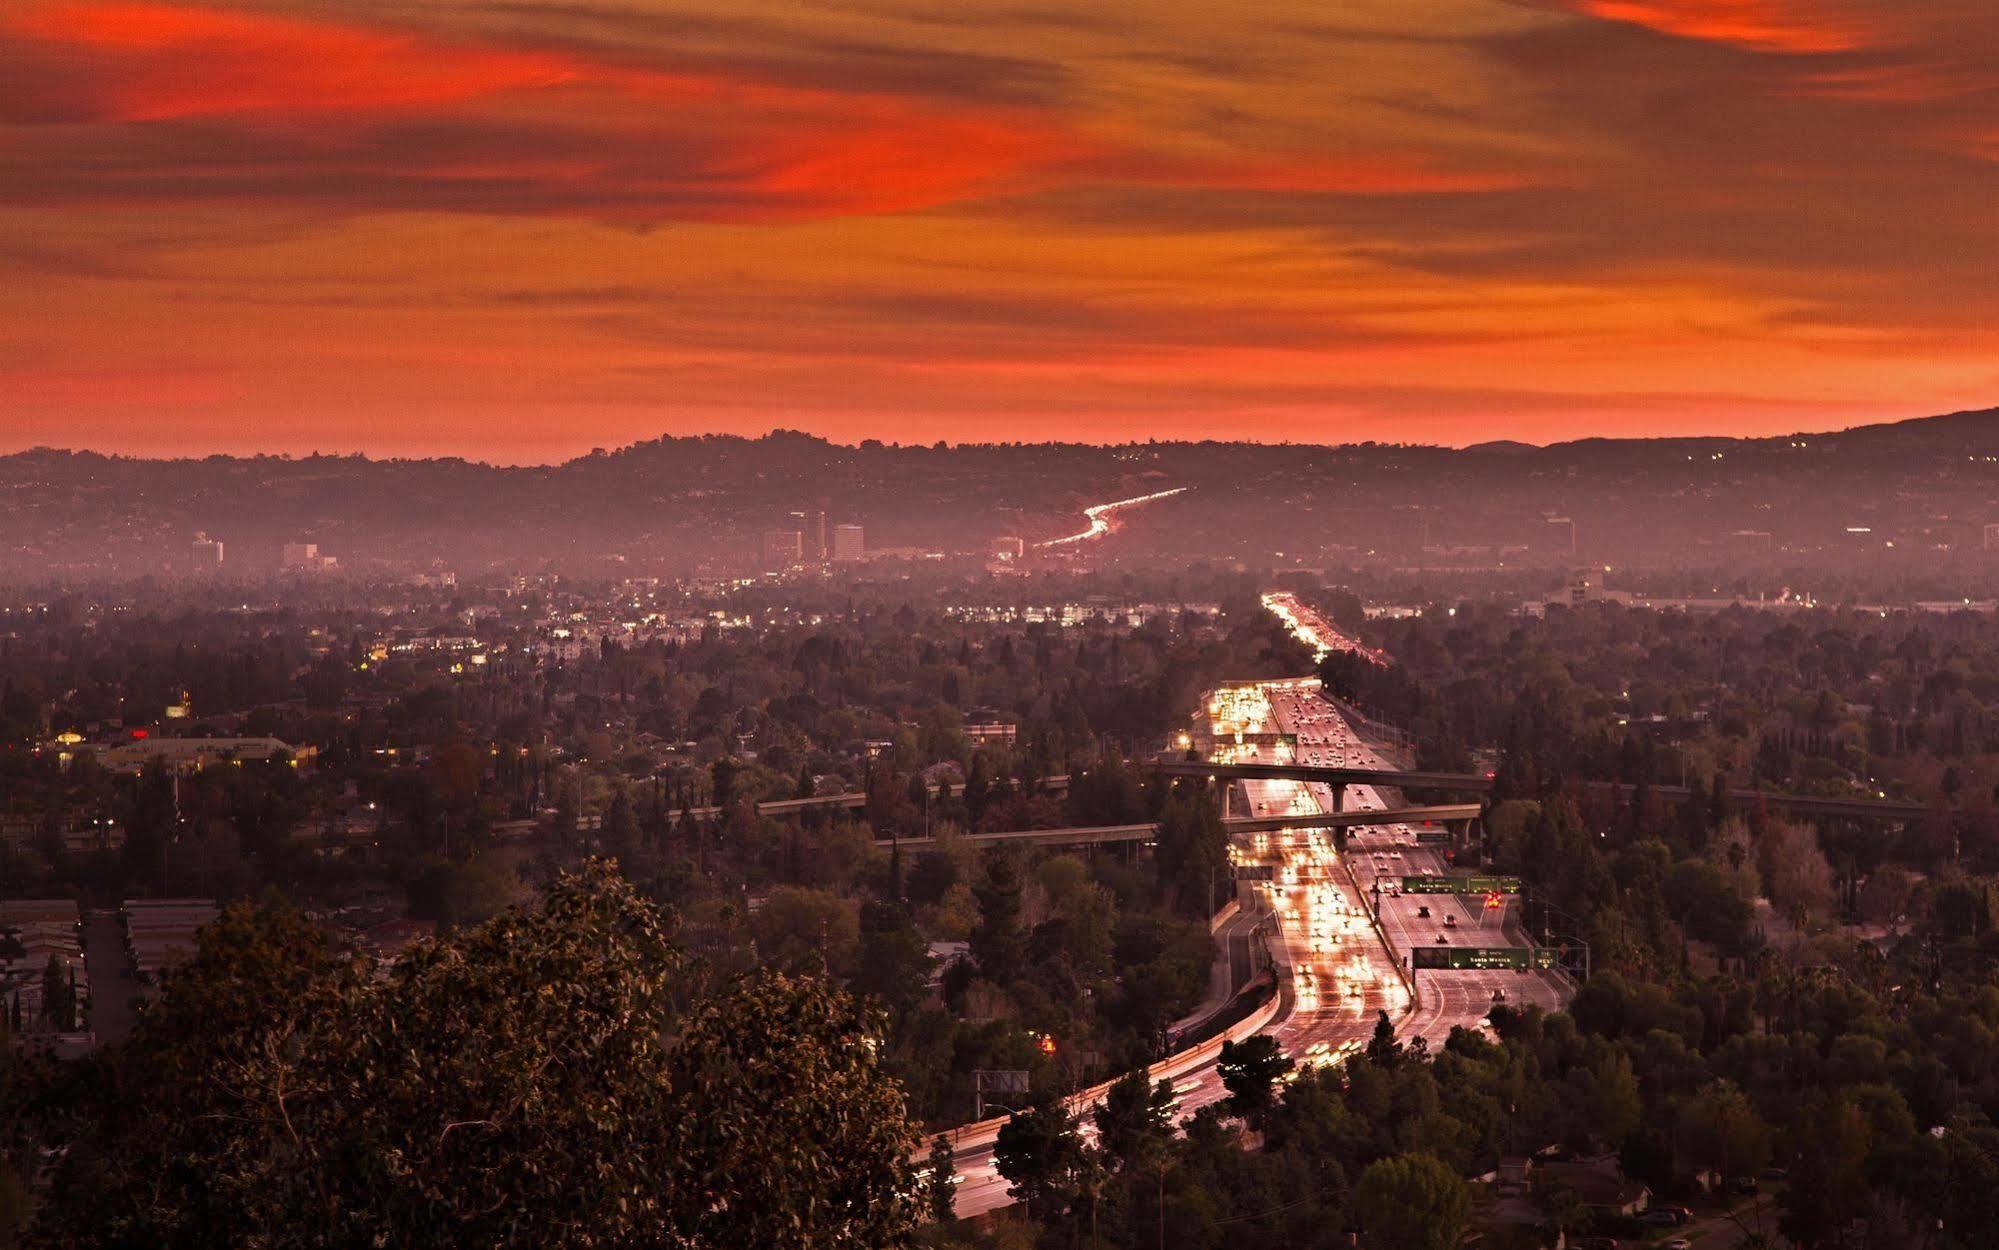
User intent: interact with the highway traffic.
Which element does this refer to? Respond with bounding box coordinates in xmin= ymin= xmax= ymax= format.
xmin=1257 ymin=600 xmax=1567 ymax=1045
xmin=947 ymin=596 xmax=1566 ymax=1215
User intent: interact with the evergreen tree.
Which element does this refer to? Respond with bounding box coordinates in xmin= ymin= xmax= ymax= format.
xmin=924 ymin=1135 xmax=957 ymax=1225
xmin=970 ymin=851 xmax=1027 ymax=985
xmin=1218 ymin=1034 xmax=1293 ymax=1124
xmin=1365 ymin=1009 xmax=1403 ymax=1069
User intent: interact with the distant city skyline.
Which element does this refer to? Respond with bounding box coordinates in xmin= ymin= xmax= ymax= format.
xmin=4 ymin=0 xmax=1996 ymax=459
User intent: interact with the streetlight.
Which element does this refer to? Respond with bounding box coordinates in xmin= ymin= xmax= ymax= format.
xmin=1522 ymin=888 xmax=1591 ymax=982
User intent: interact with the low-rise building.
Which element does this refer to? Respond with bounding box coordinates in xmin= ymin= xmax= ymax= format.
xmin=124 ymin=898 xmax=221 ymax=984
xmin=75 ymin=736 xmax=312 ymax=776
xmin=282 ymin=542 xmax=339 ymax=572
xmin=964 ymin=718 xmax=1018 ymax=745
xmin=0 ymin=899 xmax=87 ymax=1032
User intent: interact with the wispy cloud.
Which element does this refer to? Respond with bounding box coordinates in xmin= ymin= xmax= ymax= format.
xmin=1557 ymin=0 xmax=1879 ymax=53
xmin=1 ymin=0 xmax=1994 ymax=456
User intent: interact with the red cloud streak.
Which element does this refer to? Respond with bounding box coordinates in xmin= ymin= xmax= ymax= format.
xmin=3 ymin=1 xmax=1525 ymax=222
xmin=1571 ymin=0 xmax=1878 ymax=53
xmin=9 ymin=2 xmax=587 ymax=119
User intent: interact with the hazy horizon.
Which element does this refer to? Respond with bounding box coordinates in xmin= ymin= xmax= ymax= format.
xmin=5 ymin=403 xmax=1992 ymax=467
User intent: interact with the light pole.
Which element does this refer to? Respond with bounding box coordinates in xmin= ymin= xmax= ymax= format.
xmin=1523 ymin=889 xmax=1592 ymax=982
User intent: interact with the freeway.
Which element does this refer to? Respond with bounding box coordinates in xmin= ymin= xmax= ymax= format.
xmin=947 ymin=677 xmax=1403 ymax=1218
xmin=1254 ymin=681 xmax=1566 ymax=1049
xmin=946 ymin=597 xmax=1567 ymax=1216
xmin=943 ymin=991 xmax=1279 ymax=1217
xmin=1260 ymin=590 xmax=1390 ymax=668
xmin=1255 ymin=596 xmax=1567 ymax=1043
xmin=1037 ymin=487 xmax=1188 ymax=547
xmin=1224 ymin=708 xmax=1408 ymax=1072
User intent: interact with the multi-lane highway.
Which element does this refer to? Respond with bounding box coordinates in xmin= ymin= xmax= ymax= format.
xmin=1257 ymin=602 xmax=1567 ymax=1046
xmin=947 ymin=596 xmax=1566 ymax=1215
xmin=1222 ymin=684 xmax=1409 ymax=1071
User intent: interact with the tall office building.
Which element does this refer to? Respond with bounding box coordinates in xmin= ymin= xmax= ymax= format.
xmin=762 ymin=529 xmax=804 ymax=570
xmin=190 ymin=534 xmax=224 ymax=567
xmin=791 ymin=508 xmax=828 ymax=562
xmin=831 ymin=524 xmax=865 ymax=562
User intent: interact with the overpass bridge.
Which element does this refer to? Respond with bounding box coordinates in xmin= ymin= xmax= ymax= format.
xmin=307 ymin=775 xmax=1073 ymax=850
xmin=875 ymin=803 xmax=1481 ymax=850
xmin=634 ymin=773 xmax=1074 ymax=826
xmin=1153 ymin=761 xmax=1939 ymax=823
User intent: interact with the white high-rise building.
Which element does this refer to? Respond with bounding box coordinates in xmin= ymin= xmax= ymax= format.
xmin=832 ymin=524 xmax=865 ymax=562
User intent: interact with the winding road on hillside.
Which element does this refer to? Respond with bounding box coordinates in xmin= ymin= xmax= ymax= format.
xmin=1037 ymin=486 xmax=1187 ymax=547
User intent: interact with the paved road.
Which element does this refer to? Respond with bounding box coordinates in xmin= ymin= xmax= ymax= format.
xmin=81 ymin=909 xmax=141 ymax=1046
xmin=1678 ymin=1194 xmax=1785 ymax=1248
xmin=1256 ymin=682 xmax=1564 ymax=1048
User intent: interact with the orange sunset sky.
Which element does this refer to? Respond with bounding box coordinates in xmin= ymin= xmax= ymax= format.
xmin=2 ymin=0 xmax=1995 ymax=460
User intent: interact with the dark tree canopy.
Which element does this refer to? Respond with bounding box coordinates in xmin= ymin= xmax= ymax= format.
xmin=22 ymin=862 xmax=918 ymax=1250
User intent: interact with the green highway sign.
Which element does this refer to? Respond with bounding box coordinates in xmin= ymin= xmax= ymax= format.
xmin=1398 ymin=875 xmax=1522 ymax=895
xmin=1415 ymin=829 xmax=1450 ymax=844
xmin=1411 ymin=945 xmax=1560 ymax=971
xmin=1399 ymin=877 xmax=1452 ymax=894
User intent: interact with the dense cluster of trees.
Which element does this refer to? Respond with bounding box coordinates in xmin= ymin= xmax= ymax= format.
xmin=925 ymin=600 xmax=1999 ymax=1248
xmin=952 ymin=1015 xmax=1482 ymax=1249
xmin=5 ymin=862 xmax=918 ymax=1248
xmin=0 ymin=582 xmax=1287 ymax=1128
xmin=0 ymin=574 xmax=1303 ymax=901
xmin=25 ymin=580 xmax=1999 ymax=1245
xmin=933 ymin=925 xmax=1999 ymax=1250
xmin=1323 ymin=599 xmax=1999 ymax=870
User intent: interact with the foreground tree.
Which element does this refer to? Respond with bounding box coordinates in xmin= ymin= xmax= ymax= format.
xmin=26 ymin=862 xmax=919 ymax=1250
xmin=664 ymin=967 xmax=919 ymax=1248
xmin=24 ymin=898 xmax=360 ymax=1247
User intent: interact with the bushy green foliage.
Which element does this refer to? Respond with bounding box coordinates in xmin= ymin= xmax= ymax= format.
xmin=21 ymin=862 xmax=918 ymax=1250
